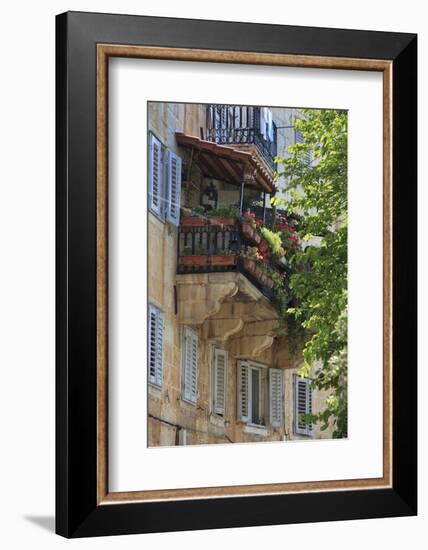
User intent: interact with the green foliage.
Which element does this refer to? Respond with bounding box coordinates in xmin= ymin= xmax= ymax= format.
xmin=208 ymin=206 xmax=241 ymax=220
xmin=260 ymin=227 xmax=283 ymax=254
xmin=275 ymin=109 xmax=348 ymax=438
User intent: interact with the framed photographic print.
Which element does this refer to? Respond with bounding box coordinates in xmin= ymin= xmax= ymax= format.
xmin=56 ymin=11 xmax=417 ymax=538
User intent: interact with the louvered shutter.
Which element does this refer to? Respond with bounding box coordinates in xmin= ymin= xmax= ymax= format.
xmin=182 ymin=327 xmax=198 ymax=404
xmin=267 ymin=109 xmax=274 ymax=141
xmin=213 ymin=349 xmax=227 ymax=415
xmin=148 ymin=304 xmax=164 ymax=386
xmin=149 ymin=133 xmax=162 ymax=216
xmin=307 ymin=381 xmax=313 ymax=435
xmin=269 ymin=368 xmax=283 ymax=427
xmin=294 ymin=375 xmax=313 ymax=436
xmin=166 ymin=151 xmax=182 ymax=225
xmin=237 ymin=362 xmax=249 ymax=422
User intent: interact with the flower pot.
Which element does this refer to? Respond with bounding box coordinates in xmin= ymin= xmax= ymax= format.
xmin=209 ymin=217 xmax=236 ymax=226
xmin=181 ymin=216 xmax=204 ymax=227
xmin=210 ymin=255 xmax=235 ymax=266
xmin=259 ymin=238 xmax=269 ymax=253
xmin=255 ymin=265 xmax=264 ymax=279
xmin=241 ymin=223 xmax=255 ymax=240
xmin=181 ymin=216 xmax=207 ymax=227
xmin=265 ymin=277 xmax=274 ymax=289
xmin=180 ymin=255 xmax=209 ymax=266
xmin=253 ymin=232 xmax=262 ymax=245
xmin=242 ymin=258 xmax=256 ymax=273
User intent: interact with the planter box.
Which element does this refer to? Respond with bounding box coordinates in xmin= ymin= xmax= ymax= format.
xmin=180 ymin=255 xmax=236 ymax=267
xmin=242 ymin=258 xmax=256 ymax=273
xmin=241 ymin=222 xmax=255 ymax=240
xmin=181 ymin=215 xmax=207 ymax=227
xmin=241 ymin=222 xmax=263 ymax=246
xmin=259 ymin=237 xmax=269 ymax=253
xmin=242 ymin=258 xmax=275 ymax=289
xmin=180 ymin=255 xmax=209 ymax=266
xmin=209 ymin=216 xmax=236 ymax=226
xmin=264 ymin=276 xmax=274 ymax=289
xmin=210 ymin=255 xmax=236 ymax=266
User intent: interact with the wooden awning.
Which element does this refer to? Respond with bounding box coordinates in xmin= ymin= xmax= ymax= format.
xmin=176 ymin=132 xmax=276 ymax=193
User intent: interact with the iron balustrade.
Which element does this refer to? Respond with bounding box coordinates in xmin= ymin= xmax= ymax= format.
xmin=206 ymin=105 xmax=277 ymax=170
xmin=177 ymin=222 xmax=280 ymax=300
xmin=178 ymin=224 xmax=241 ymax=264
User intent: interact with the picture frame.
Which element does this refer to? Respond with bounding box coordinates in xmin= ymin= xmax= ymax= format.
xmin=56 ymin=11 xmax=417 ymax=538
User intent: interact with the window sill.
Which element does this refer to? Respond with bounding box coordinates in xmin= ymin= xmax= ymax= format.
xmin=244 ymin=424 xmax=270 ymax=436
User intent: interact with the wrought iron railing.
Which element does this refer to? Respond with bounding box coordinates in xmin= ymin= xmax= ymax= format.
xmin=206 ymin=105 xmax=277 ymax=170
xmin=177 ymin=222 xmax=281 ymax=299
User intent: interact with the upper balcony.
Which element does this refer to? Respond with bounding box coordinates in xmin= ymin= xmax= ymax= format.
xmin=206 ymin=105 xmax=278 ymax=172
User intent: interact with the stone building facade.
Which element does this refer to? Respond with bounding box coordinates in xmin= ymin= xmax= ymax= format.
xmin=147 ymin=102 xmax=333 ymax=446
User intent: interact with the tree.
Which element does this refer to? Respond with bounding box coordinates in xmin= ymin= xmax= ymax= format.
xmin=274 ymin=109 xmax=348 ymax=438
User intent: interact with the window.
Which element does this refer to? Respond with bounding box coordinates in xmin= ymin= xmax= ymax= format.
xmin=294 ymin=375 xmax=313 ymax=436
xmin=148 ymin=304 xmax=164 ymax=387
xmin=148 ymin=132 xmax=182 ymax=224
xmin=237 ymin=362 xmax=283 ymax=427
xmin=181 ymin=326 xmax=198 ymax=404
xmin=212 ymin=348 xmax=227 ymax=416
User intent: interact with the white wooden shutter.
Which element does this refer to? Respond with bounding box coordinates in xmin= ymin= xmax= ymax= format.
xmin=267 ymin=109 xmax=274 ymax=141
xmin=166 ymin=151 xmax=182 ymax=225
xmin=182 ymin=327 xmax=198 ymax=404
xmin=213 ymin=349 xmax=227 ymax=415
xmin=148 ymin=304 xmax=164 ymax=386
xmin=294 ymin=375 xmax=313 ymax=436
xmin=237 ymin=362 xmax=249 ymax=422
xmin=269 ymin=368 xmax=283 ymax=427
xmin=149 ymin=133 xmax=162 ymax=216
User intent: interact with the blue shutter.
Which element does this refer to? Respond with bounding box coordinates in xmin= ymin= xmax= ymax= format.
xmin=166 ymin=151 xmax=182 ymax=225
xmin=149 ymin=133 xmax=162 ymax=216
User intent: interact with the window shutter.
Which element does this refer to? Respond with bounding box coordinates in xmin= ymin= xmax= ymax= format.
xmin=294 ymin=375 xmax=313 ymax=436
xmin=148 ymin=304 xmax=164 ymax=386
xmin=260 ymin=107 xmax=268 ymax=139
xmin=149 ymin=133 xmax=162 ymax=216
xmin=307 ymin=381 xmax=313 ymax=435
xmin=182 ymin=327 xmax=198 ymax=404
xmin=269 ymin=368 xmax=283 ymax=427
xmin=166 ymin=151 xmax=182 ymax=225
xmin=213 ymin=349 xmax=227 ymax=415
xmin=237 ymin=362 xmax=249 ymax=422
xmin=267 ymin=109 xmax=274 ymax=141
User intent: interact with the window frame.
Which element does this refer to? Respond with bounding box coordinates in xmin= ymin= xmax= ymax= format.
xmin=237 ymin=360 xmax=268 ymax=428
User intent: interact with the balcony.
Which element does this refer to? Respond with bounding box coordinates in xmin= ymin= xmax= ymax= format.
xmin=206 ymin=105 xmax=278 ymax=171
xmin=177 ymin=217 xmax=284 ymax=301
